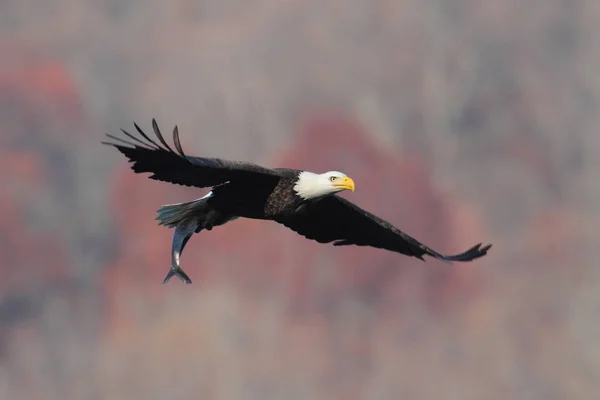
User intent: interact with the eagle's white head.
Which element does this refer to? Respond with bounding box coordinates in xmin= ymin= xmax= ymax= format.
xmin=293 ymin=171 xmax=355 ymax=200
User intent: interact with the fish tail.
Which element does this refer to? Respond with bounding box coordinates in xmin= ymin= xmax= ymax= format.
xmin=162 ymin=266 xmax=192 ymax=284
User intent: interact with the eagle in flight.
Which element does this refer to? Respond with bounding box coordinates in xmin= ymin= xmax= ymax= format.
xmin=103 ymin=120 xmax=491 ymax=284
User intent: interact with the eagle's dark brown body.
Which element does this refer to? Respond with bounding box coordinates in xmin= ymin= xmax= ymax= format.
xmin=208 ymin=173 xmax=304 ymax=220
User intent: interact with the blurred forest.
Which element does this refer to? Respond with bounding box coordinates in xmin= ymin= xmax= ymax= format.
xmin=0 ymin=0 xmax=598 ymax=399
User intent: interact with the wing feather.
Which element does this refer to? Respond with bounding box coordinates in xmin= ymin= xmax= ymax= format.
xmin=134 ymin=122 xmax=162 ymax=149
xmin=119 ymin=128 xmax=157 ymax=149
xmin=172 ymin=125 xmax=186 ymax=157
xmin=151 ymin=118 xmax=175 ymax=153
xmin=279 ymin=195 xmax=491 ymax=262
xmin=103 ymin=119 xmax=283 ymax=188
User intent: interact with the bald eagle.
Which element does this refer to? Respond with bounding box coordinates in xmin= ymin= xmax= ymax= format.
xmin=103 ymin=120 xmax=491 ymax=284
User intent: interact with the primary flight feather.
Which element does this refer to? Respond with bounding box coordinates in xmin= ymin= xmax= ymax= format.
xmin=103 ymin=120 xmax=491 ymax=284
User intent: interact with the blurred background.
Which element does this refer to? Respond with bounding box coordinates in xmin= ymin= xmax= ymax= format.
xmin=0 ymin=0 xmax=598 ymax=399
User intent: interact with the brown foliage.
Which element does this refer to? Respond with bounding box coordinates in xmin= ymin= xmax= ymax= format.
xmin=0 ymin=1 xmax=597 ymax=398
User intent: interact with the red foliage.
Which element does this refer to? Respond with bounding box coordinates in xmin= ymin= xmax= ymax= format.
xmin=525 ymin=208 xmax=584 ymax=269
xmin=0 ymin=41 xmax=81 ymax=292
xmin=0 ymin=186 xmax=69 ymax=287
xmin=279 ymin=112 xmax=487 ymax=307
xmin=104 ymin=171 xmax=177 ymax=292
xmin=0 ymin=41 xmax=82 ymax=147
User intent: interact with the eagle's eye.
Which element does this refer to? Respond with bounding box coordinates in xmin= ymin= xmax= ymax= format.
xmin=329 ymin=176 xmax=338 ymax=182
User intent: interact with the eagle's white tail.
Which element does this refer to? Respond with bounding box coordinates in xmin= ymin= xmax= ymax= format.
xmin=155 ymin=192 xmax=213 ymax=229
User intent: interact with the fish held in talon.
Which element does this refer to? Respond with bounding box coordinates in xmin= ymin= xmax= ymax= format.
xmin=160 ymin=214 xmax=199 ymax=284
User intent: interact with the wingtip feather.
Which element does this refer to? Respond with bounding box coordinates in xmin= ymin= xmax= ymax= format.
xmin=436 ymin=242 xmax=492 ymax=262
xmin=151 ymin=118 xmax=175 ymax=152
xmin=173 ymin=125 xmax=187 ymax=157
xmin=134 ymin=121 xmax=162 ymax=149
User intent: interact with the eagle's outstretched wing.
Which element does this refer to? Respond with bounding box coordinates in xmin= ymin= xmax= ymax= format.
xmin=103 ymin=119 xmax=282 ymax=188
xmin=279 ymin=195 xmax=491 ymax=262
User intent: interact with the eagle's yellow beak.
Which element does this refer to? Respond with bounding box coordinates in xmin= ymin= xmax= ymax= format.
xmin=333 ymin=176 xmax=355 ymax=192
